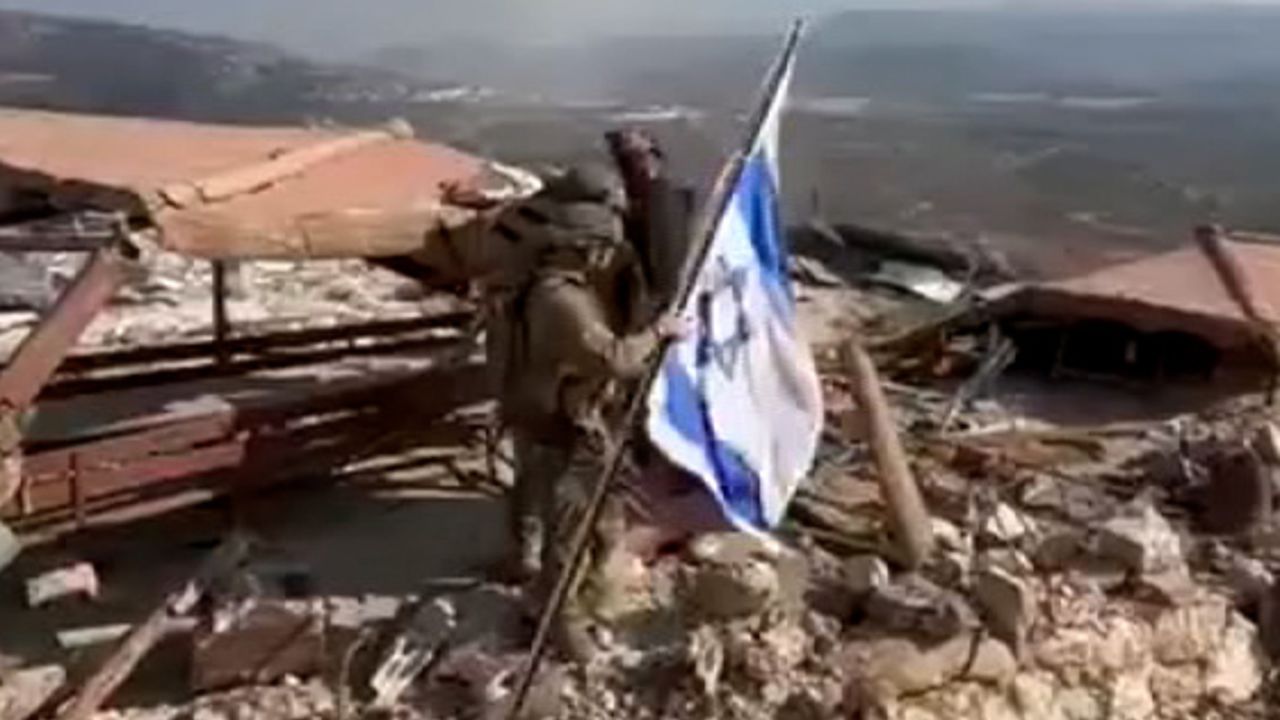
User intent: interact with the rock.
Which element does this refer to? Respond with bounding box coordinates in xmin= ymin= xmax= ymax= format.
xmin=191 ymin=599 xmax=326 ymax=691
xmin=1253 ymin=423 xmax=1280 ymax=465
xmin=684 ymin=533 xmax=785 ymax=620
xmin=683 ymin=556 xmax=779 ymax=620
xmin=1149 ymin=663 xmax=1203 ymax=718
xmin=974 ymin=565 xmax=1036 ymax=654
xmin=1135 ymin=567 xmax=1200 ymax=607
xmin=25 ymin=562 xmax=99 ymax=607
xmin=978 ymin=548 xmax=1034 ymax=576
xmin=688 ymin=532 xmax=781 ymax=566
xmin=0 ymin=665 xmax=65 ymax=720
xmin=845 ymin=555 xmax=890 ymax=597
xmin=1034 ymin=530 xmax=1085 ymax=572
xmin=369 ymin=597 xmax=457 ymax=709
xmin=1199 ymin=447 xmax=1272 ymax=535
xmin=56 ymin=624 xmax=132 ymax=649
xmin=980 ymin=502 xmax=1034 ymax=545
xmin=1012 ymin=672 xmax=1058 ymax=719
xmin=1225 ymin=554 xmax=1273 ymax=609
xmin=1070 ymin=556 xmax=1130 ymax=593
xmin=922 ymin=471 xmax=972 ymax=524
xmin=688 ymin=626 xmax=724 ymax=698
xmin=866 ymin=574 xmax=979 ymax=642
xmin=927 ymin=551 xmax=970 ymax=590
xmin=1057 ymin=687 xmax=1104 ymax=720
xmin=1107 ymin=670 xmax=1156 ymax=720
xmin=0 ymin=521 xmax=19 ymax=575
xmin=1203 ymin=611 xmax=1265 ymax=704
xmin=931 ymin=517 xmax=968 ymax=554
xmin=1152 ymin=599 xmax=1230 ymax=665
xmin=965 ymin=637 xmax=1019 ymax=686
xmin=1035 ymin=616 xmax=1152 ymax=686
xmin=849 ymin=633 xmax=1015 ymax=710
xmin=1098 ymin=503 xmax=1184 ymax=575
xmin=1020 ymin=475 xmax=1109 ymax=523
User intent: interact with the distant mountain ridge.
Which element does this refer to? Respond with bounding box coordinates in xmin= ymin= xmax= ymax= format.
xmin=0 ymin=9 xmax=450 ymax=125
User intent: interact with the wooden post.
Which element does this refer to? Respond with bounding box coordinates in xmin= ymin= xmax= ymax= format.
xmin=842 ymin=339 xmax=934 ymax=569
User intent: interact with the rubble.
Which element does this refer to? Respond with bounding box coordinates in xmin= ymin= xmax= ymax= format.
xmin=866 ymin=574 xmax=980 ymax=642
xmin=1097 ymin=502 xmax=1186 ymax=575
xmin=975 ymin=565 xmax=1036 ymax=654
xmin=25 ymin=562 xmax=100 ymax=607
xmin=0 ymin=665 xmax=65 ymax=720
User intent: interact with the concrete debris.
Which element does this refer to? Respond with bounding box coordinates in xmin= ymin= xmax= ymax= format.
xmin=682 ymin=537 xmax=783 ymax=621
xmin=0 ymin=665 xmax=65 ymax=720
xmin=26 ymin=562 xmax=99 ymax=608
xmin=191 ymin=600 xmax=325 ymax=692
xmin=975 ymin=565 xmax=1036 ymax=654
xmin=1223 ymin=553 xmax=1274 ymax=609
xmin=1199 ymin=446 xmax=1273 ymax=535
xmin=1097 ymin=503 xmax=1185 ymax=575
xmin=56 ymin=624 xmax=133 ymax=650
xmin=0 ymin=520 xmax=19 ymax=575
xmin=9 ymin=228 xmax=1280 ymax=720
xmin=368 ymin=597 xmax=457 ymax=709
xmin=866 ymin=573 xmax=980 ymax=642
xmin=844 ymin=554 xmax=890 ymax=598
xmin=980 ymin=502 xmax=1035 ymax=545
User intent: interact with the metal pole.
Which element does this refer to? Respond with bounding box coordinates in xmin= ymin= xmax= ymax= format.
xmin=212 ymin=260 xmax=230 ymax=370
xmin=502 ymin=19 xmax=806 ymax=720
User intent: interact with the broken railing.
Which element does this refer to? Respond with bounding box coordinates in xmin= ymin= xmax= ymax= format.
xmin=0 ymin=212 xmax=488 ymax=541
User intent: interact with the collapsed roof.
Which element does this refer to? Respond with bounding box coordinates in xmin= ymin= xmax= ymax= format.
xmin=990 ymin=238 xmax=1280 ymax=351
xmin=0 ymin=107 xmax=537 ymax=259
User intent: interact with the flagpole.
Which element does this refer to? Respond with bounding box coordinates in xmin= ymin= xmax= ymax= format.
xmin=502 ymin=20 xmax=806 ymax=719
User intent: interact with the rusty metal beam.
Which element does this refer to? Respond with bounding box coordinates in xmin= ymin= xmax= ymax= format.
xmin=0 ymin=237 xmax=133 ymax=506
xmin=53 ymin=312 xmax=470 ymax=373
xmin=7 ymin=359 xmax=488 ymax=536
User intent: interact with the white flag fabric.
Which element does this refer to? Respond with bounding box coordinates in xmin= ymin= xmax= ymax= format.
xmin=644 ymin=58 xmax=823 ymax=532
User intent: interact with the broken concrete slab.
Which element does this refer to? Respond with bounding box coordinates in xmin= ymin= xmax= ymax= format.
xmin=0 ymin=665 xmax=65 ymax=720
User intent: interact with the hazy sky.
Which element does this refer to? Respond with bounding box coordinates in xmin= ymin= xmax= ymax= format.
xmin=0 ymin=0 xmax=1274 ymax=57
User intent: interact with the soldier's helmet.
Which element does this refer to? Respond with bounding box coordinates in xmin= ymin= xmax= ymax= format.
xmin=542 ymin=164 xmax=627 ymax=219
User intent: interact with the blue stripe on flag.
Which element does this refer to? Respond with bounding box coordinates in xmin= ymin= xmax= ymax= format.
xmin=660 ymin=360 xmax=766 ymax=528
xmin=737 ymin=152 xmax=793 ymax=319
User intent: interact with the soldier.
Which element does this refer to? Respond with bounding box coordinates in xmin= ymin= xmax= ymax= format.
xmin=488 ymin=163 xmax=684 ymax=660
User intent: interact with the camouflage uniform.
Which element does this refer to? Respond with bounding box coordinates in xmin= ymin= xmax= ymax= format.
xmin=489 ymin=165 xmax=667 ymax=659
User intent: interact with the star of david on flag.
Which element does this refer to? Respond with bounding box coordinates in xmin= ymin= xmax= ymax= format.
xmin=644 ymin=24 xmax=824 ymax=532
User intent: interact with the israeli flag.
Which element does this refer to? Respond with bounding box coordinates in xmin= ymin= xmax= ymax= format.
xmin=644 ymin=32 xmax=823 ymax=532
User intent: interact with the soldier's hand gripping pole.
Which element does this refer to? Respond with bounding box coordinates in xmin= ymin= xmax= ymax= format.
xmin=503 ymin=20 xmax=805 ymax=720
